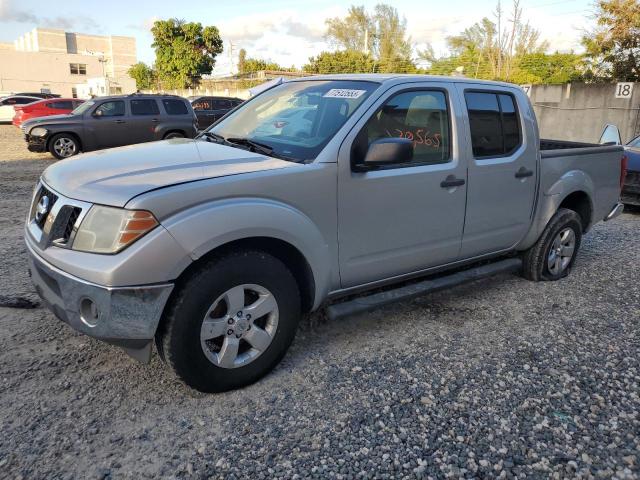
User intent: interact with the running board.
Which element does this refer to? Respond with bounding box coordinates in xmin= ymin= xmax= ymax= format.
xmin=326 ymin=258 xmax=522 ymax=320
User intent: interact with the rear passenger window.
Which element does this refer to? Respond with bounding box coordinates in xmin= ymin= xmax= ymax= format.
xmin=465 ymin=91 xmax=521 ymax=158
xmin=162 ymin=99 xmax=188 ymax=115
xmin=131 ymin=99 xmax=160 ymax=115
xmin=356 ymin=90 xmax=450 ymax=166
xmin=213 ymin=99 xmax=231 ymax=109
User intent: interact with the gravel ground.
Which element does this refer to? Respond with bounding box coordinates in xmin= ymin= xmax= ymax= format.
xmin=1 ymin=124 xmax=639 ymax=479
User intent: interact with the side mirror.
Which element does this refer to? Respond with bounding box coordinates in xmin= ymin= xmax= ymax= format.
xmin=358 ymin=137 xmax=413 ymax=170
xmin=92 ymin=109 xmax=103 ymax=117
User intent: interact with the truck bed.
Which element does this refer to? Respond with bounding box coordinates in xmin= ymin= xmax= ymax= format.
xmin=540 ymin=139 xmax=623 ymax=159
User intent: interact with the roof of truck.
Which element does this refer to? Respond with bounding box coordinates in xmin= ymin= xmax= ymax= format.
xmin=289 ymin=73 xmax=519 ymax=89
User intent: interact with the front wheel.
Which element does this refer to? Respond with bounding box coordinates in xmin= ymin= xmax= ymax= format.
xmin=49 ymin=134 xmax=80 ymax=159
xmin=157 ymin=250 xmax=301 ymax=392
xmin=521 ymin=208 xmax=582 ymax=281
xmin=163 ymin=131 xmax=185 ymax=140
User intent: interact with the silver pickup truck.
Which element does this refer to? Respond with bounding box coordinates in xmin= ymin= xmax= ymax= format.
xmin=25 ymin=75 xmax=625 ymax=392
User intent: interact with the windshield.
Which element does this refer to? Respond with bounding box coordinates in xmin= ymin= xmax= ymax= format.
xmin=71 ymin=100 xmax=95 ymax=115
xmin=205 ymin=80 xmax=379 ymax=162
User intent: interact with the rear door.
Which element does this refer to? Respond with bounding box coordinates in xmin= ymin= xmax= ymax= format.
xmin=338 ymin=82 xmax=468 ymax=287
xmin=455 ymin=84 xmax=538 ymax=258
xmin=128 ymin=98 xmax=161 ymax=143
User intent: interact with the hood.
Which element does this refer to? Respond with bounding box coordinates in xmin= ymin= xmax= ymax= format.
xmin=43 ymin=138 xmax=297 ymax=207
xmin=23 ymin=113 xmax=78 ymax=128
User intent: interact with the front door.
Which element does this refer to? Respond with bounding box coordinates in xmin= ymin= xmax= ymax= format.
xmin=338 ymin=84 xmax=468 ymax=288
xmin=455 ymin=85 xmax=538 ymax=258
xmin=86 ymin=100 xmax=128 ymax=149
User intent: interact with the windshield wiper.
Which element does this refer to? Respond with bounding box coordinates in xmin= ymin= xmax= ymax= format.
xmin=198 ymin=131 xmax=227 ymax=144
xmin=225 ymin=137 xmax=275 ymax=156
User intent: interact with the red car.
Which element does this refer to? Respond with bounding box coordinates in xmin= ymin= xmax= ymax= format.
xmin=13 ymin=98 xmax=84 ymax=128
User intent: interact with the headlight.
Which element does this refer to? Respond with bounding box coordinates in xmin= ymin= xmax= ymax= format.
xmin=30 ymin=127 xmax=48 ymax=137
xmin=72 ymin=206 xmax=158 ymax=254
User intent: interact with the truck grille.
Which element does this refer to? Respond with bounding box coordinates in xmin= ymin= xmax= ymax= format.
xmin=27 ymin=182 xmax=91 ymax=250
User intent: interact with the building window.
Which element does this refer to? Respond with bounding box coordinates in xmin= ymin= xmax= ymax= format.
xmin=71 ymin=88 xmax=77 ymax=99
xmin=70 ymin=63 xmax=87 ymax=75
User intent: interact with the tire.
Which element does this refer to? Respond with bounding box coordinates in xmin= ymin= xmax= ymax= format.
xmin=521 ymin=208 xmax=582 ymax=281
xmin=157 ymin=249 xmax=301 ymax=393
xmin=48 ymin=133 xmax=80 ymax=159
xmin=163 ymin=131 xmax=184 ymax=140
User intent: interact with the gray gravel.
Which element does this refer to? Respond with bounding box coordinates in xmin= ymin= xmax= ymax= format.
xmin=1 ymin=125 xmax=639 ymax=479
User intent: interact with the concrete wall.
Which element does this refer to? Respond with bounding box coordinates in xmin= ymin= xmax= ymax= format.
xmin=1 ymin=28 xmax=137 ymax=97
xmin=530 ymin=83 xmax=640 ymax=144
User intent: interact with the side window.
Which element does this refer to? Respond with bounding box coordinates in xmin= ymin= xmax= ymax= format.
xmin=465 ymin=91 xmax=521 ymax=158
xmin=192 ymin=98 xmax=212 ymax=111
xmin=15 ymin=97 xmax=36 ymax=105
xmin=162 ymin=99 xmax=189 ymax=115
xmin=131 ymin=99 xmax=160 ymax=115
xmin=50 ymin=101 xmax=73 ymax=110
xmin=94 ymin=101 xmax=125 ymax=117
xmin=356 ymin=90 xmax=451 ymax=166
xmin=213 ymin=99 xmax=231 ymax=109
xmin=599 ymin=124 xmax=621 ymax=145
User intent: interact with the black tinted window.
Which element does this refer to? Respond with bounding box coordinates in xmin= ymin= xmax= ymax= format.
xmin=50 ymin=101 xmax=73 ymax=110
xmin=213 ymin=99 xmax=231 ymax=109
xmin=162 ymin=99 xmax=188 ymax=115
xmin=357 ymin=90 xmax=450 ymax=166
xmin=465 ymin=91 xmax=521 ymax=157
xmin=94 ymin=101 xmax=125 ymax=117
xmin=14 ymin=97 xmax=37 ymax=105
xmin=131 ymin=99 xmax=160 ymax=115
xmin=192 ymin=98 xmax=212 ymax=111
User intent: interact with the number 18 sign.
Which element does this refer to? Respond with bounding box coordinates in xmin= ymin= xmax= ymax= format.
xmin=615 ymin=82 xmax=633 ymax=99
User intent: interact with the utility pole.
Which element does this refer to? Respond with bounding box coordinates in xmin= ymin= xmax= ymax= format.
xmin=364 ymin=28 xmax=369 ymax=55
xmin=228 ymin=41 xmax=237 ymax=75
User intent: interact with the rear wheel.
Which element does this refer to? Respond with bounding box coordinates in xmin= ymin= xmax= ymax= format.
xmin=157 ymin=250 xmax=301 ymax=392
xmin=522 ymin=208 xmax=582 ymax=281
xmin=49 ymin=134 xmax=80 ymax=159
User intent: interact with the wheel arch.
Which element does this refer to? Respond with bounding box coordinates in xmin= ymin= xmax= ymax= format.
xmin=47 ymin=131 xmax=83 ymax=152
xmin=162 ymin=129 xmax=186 ymax=139
xmin=171 ymin=236 xmax=316 ymax=314
xmin=557 ymin=190 xmax=593 ymax=232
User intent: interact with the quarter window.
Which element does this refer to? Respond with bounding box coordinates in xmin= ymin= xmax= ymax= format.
xmin=162 ymin=99 xmax=189 ymax=115
xmin=94 ymin=101 xmax=125 ymax=117
xmin=131 ymin=99 xmax=160 ymax=115
xmin=355 ymin=90 xmax=451 ymax=166
xmin=465 ymin=91 xmax=521 ymax=157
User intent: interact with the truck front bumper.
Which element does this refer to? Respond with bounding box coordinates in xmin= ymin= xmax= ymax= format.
xmin=25 ymin=134 xmax=47 ymax=153
xmin=27 ymin=243 xmax=173 ymax=363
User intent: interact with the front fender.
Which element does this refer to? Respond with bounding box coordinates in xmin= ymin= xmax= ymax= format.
xmin=161 ymin=198 xmax=332 ymax=310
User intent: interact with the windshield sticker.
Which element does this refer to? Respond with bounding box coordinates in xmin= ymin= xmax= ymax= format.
xmin=323 ymin=89 xmax=367 ymax=99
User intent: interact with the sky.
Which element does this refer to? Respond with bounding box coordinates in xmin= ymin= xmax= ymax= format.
xmin=0 ymin=0 xmax=595 ymax=76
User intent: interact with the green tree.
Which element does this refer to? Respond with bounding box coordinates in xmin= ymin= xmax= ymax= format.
xmin=324 ymin=3 xmax=415 ymax=73
xmin=238 ymin=48 xmax=247 ymax=74
xmin=303 ymin=50 xmax=375 ymax=74
xmin=151 ymin=19 xmax=224 ymax=89
xmin=582 ymin=0 xmax=640 ymax=81
xmin=127 ymin=62 xmax=156 ymax=90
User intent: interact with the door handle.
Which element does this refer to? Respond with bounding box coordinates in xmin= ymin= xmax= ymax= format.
xmin=151 ymin=118 xmax=159 ymax=123
xmin=515 ymin=167 xmax=533 ymax=179
xmin=114 ymin=119 xmax=125 ymax=124
xmin=440 ymin=176 xmax=466 ymax=188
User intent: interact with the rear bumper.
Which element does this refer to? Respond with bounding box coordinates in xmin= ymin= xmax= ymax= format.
xmin=26 ymin=241 xmax=173 ymax=362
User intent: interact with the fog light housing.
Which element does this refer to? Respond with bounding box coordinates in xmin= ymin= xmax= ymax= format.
xmin=79 ymin=297 xmax=99 ymax=327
